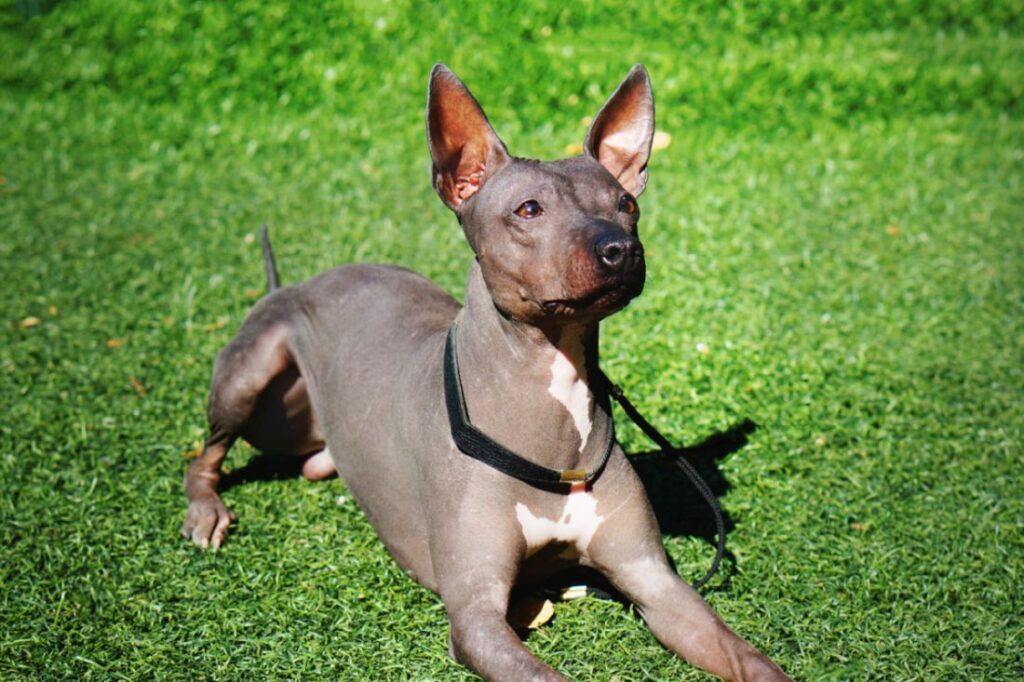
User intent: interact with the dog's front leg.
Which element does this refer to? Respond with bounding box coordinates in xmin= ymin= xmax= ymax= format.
xmin=430 ymin=510 xmax=567 ymax=681
xmin=446 ymin=589 xmax=567 ymax=682
xmin=584 ymin=462 xmax=791 ymax=682
xmin=601 ymin=552 xmax=790 ymax=681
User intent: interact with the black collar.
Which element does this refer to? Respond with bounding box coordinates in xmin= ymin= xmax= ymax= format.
xmin=443 ymin=321 xmax=614 ymax=489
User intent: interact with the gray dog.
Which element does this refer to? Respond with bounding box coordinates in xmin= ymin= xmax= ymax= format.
xmin=182 ymin=64 xmax=790 ymax=681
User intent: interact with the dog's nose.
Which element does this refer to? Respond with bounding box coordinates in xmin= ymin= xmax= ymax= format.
xmin=594 ymin=234 xmax=643 ymax=273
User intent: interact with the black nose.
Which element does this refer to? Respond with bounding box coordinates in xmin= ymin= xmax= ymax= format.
xmin=594 ymin=234 xmax=643 ymax=272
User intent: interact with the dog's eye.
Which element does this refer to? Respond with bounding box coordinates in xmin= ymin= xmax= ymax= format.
xmin=514 ymin=200 xmax=543 ymax=219
xmin=618 ymin=194 xmax=638 ymax=215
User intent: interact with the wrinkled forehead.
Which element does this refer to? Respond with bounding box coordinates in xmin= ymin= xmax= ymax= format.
xmin=471 ymin=156 xmax=625 ymax=213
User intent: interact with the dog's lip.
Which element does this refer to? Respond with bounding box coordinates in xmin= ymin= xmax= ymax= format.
xmin=540 ymin=279 xmax=638 ymax=314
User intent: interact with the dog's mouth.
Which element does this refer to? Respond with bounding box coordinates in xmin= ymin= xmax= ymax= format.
xmin=540 ymin=276 xmax=644 ymax=317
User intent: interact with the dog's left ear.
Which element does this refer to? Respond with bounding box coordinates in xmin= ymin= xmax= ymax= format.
xmin=584 ymin=65 xmax=655 ymax=196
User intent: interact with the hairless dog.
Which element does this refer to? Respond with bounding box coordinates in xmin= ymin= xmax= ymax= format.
xmin=182 ymin=64 xmax=791 ymax=681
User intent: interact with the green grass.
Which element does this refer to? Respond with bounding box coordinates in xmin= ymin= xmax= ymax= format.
xmin=2 ymin=1 xmax=1022 ymax=679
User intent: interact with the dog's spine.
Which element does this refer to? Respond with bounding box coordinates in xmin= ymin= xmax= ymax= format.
xmin=260 ymin=224 xmax=281 ymax=292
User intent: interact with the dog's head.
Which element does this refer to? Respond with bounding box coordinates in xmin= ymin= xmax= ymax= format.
xmin=427 ymin=64 xmax=653 ymax=327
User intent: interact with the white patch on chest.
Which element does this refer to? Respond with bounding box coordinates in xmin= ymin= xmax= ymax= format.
xmin=547 ymin=340 xmax=592 ymax=453
xmin=515 ymin=491 xmax=605 ymax=558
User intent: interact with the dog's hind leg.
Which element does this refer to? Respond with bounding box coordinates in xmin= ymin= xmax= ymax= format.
xmin=181 ymin=302 xmax=316 ymax=549
xmin=300 ymin=449 xmax=336 ymax=480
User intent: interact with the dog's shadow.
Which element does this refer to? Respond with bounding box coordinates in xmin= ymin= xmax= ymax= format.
xmin=220 ymin=450 xmax=309 ymax=492
xmin=628 ymin=418 xmax=756 ymax=543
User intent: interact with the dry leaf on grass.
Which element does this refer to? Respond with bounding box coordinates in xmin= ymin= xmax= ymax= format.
xmin=507 ymin=597 xmax=555 ymax=630
xmin=130 ymin=376 xmax=147 ymax=397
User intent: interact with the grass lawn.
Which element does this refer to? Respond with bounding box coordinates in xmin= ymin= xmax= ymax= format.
xmin=2 ymin=1 xmax=1022 ymax=679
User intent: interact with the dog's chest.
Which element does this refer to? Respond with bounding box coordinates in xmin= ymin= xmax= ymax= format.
xmin=515 ymin=489 xmax=605 ymax=559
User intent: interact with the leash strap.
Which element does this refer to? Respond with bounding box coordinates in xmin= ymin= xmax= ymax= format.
xmin=597 ymin=371 xmax=726 ymax=589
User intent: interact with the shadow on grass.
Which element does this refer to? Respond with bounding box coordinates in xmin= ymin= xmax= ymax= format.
xmin=220 ymin=451 xmax=314 ymax=492
xmin=620 ymin=418 xmax=759 ymax=595
xmin=629 ymin=418 xmax=757 ymax=543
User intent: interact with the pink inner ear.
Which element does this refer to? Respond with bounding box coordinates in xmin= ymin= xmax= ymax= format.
xmin=598 ymin=127 xmax=648 ymax=179
xmin=427 ymin=67 xmax=511 ymax=209
xmin=454 ymin=165 xmax=486 ymax=204
xmin=585 ymin=67 xmax=654 ymax=195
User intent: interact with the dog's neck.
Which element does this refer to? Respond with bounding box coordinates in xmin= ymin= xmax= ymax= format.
xmin=454 ymin=261 xmax=608 ymax=471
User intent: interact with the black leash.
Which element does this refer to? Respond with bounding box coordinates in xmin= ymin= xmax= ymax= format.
xmin=597 ymin=371 xmax=726 ymax=590
xmin=444 ymin=321 xmax=726 ymax=588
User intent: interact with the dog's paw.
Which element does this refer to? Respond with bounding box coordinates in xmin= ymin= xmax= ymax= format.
xmin=181 ymin=495 xmax=237 ymax=550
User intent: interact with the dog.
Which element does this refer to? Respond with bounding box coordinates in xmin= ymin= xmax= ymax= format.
xmin=181 ymin=63 xmax=790 ymax=681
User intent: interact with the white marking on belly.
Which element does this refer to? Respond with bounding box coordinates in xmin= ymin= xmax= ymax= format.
xmin=547 ymin=339 xmax=592 ymax=453
xmin=515 ymin=490 xmax=605 ymax=558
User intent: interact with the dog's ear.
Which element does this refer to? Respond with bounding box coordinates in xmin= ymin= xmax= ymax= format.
xmin=427 ymin=64 xmax=511 ymax=212
xmin=584 ymin=65 xmax=655 ymax=196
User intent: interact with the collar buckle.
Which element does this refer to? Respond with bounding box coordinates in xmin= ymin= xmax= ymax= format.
xmin=559 ymin=469 xmax=587 ymax=483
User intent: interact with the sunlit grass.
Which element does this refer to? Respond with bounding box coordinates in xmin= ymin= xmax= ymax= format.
xmin=1 ymin=1 xmax=1021 ymax=679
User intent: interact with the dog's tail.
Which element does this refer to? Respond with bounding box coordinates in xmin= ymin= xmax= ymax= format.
xmin=260 ymin=224 xmax=281 ymax=293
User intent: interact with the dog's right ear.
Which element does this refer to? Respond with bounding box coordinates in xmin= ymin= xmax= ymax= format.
xmin=427 ymin=64 xmax=511 ymax=212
